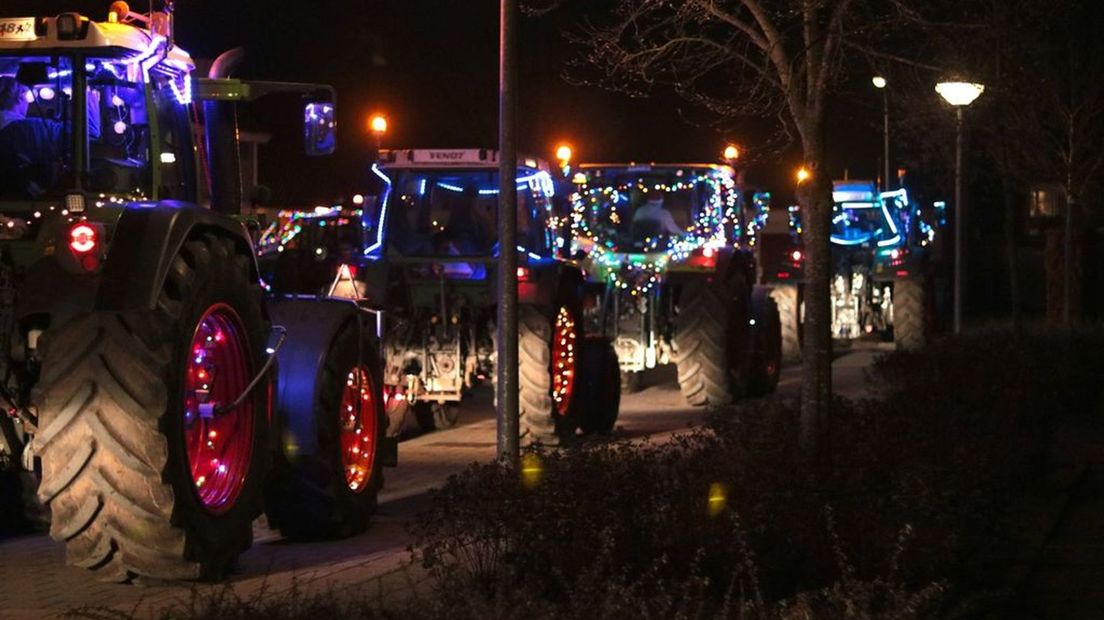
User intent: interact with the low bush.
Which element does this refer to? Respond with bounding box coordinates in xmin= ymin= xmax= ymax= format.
xmin=407 ymin=326 xmax=1104 ymax=617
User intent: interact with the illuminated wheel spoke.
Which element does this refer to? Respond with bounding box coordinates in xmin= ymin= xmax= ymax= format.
xmin=552 ymin=306 xmax=578 ymax=416
xmin=183 ymin=305 xmax=254 ymax=514
xmin=340 ymin=367 xmax=378 ymax=492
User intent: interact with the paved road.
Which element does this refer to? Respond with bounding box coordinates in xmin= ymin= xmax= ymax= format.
xmin=0 ymin=344 xmax=887 ymax=618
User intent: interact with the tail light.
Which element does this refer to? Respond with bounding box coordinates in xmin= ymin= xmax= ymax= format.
xmin=517 ymin=266 xmax=533 ymax=281
xmin=790 ymin=249 xmax=803 ymax=262
xmin=64 ymin=221 xmax=104 ymax=273
xmin=685 ymin=247 xmax=718 ymax=270
xmin=69 ymin=223 xmax=97 ymax=253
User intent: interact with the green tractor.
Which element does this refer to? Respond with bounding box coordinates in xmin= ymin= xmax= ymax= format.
xmin=0 ymin=5 xmax=393 ymax=581
xmin=567 ymin=163 xmax=782 ymax=405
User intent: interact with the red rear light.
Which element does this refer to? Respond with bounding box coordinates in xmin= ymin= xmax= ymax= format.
xmin=686 ymin=248 xmax=718 ymax=269
xmin=69 ymin=223 xmax=97 ymax=254
xmin=517 ymin=266 xmax=532 ymax=281
xmin=791 ymin=249 xmax=803 ymax=262
xmin=337 ymin=263 xmax=358 ymax=279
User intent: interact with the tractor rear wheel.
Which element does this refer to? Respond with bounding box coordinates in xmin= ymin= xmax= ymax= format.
xmin=578 ymin=338 xmax=621 ymax=434
xmin=519 ymin=304 xmax=579 ymax=444
xmin=674 ymin=274 xmax=749 ymax=407
xmin=893 ymin=279 xmax=930 ymax=351
xmin=265 ymin=321 xmax=384 ymax=541
xmin=770 ymin=284 xmax=802 ymax=363
xmin=32 ymin=235 xmax=271 ymax=582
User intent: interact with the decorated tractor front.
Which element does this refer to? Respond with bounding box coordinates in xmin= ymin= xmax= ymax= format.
xmin=569 ymin=164 xmax=781 ymax=406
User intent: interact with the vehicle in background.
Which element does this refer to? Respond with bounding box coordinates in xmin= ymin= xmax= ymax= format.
xmin=567 ymin=163 xmax=782 ymax=405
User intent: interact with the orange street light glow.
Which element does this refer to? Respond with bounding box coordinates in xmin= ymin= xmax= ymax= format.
xmin=556 ymin=144 xmax=573 ymax=163
xmin=796 ymin=167 xmax=811 ymax=183
xmin=370 ymin=114 xmax=388 ymax=135
xmin=723 ymin=144 xmax=740 ymax=160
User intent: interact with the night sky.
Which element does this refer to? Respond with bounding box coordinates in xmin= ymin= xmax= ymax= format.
xmin=5 ymin=1 xmax=883 ymax=203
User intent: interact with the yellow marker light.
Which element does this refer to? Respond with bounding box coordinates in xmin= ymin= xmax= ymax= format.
xmin=521 ymin=452 xmax=543 ymax=489
xmin=370 ymin=114 xmax=388 ymax=135
xmin=707 ymin=482 xmax=727 ymax=516
xmin=723 ymin=145 xmax=740 ymax=161
xmin=796 ymin=167 xmax=811 ymax=184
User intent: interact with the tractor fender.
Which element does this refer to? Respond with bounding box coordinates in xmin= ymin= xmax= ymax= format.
xmin=96 ymin=203 xmax=260 ymax=312
xmin=267 ymin=297 xmax=396 ymax=466
xmin=15 ymin=203 xmax=258 ymax=328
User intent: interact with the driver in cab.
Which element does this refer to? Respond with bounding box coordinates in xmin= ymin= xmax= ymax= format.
xmin=0 ymin=76 xmax=62 ymax=173
xmin=631 ymin=188 xmax=682 ymax=237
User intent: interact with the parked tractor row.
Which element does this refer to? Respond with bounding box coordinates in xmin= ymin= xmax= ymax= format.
xmin=3 ymin=2 xmax=950 ymax=586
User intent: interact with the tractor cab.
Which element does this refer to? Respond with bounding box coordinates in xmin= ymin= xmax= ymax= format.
xmin=0 ymin=11 xmax=198 ymax=209
xmin=375 ymin=149 xmax=558 ymax=280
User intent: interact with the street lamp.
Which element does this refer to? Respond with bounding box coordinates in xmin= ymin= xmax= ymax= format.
xmin=936 ymin=81 xmax=984 ymax=335
xmin=796 ymin=166 xmax=811 ymax=184
xmin=369 ymin=114 xmax=388 ymax=149
xmin=723 ymin=144 xmax=740 ymax=162
xmin=872 ymin=76 xmax=889 ymax=190
xmin=555 ymin=143 xmax=573 ymax=174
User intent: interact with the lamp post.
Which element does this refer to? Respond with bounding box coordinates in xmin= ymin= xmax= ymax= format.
xmin=497 ymin=0 xmax=519 ymax=463
xmin=872 ymin=76 xmax=889 ymax=190
xmin=936 ymin=81 xmax=984 ymax=335
xmin=555 ymin=143 xmax=572 ymax=175
xmin=369 ymin=114 xmax=387 ymax=151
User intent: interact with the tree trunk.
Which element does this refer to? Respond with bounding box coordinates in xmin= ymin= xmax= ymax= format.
xmin=797 ymin=123 xmax=832 ymax=464
xmin=1002 ymin=179 xmax=1022 ymax=334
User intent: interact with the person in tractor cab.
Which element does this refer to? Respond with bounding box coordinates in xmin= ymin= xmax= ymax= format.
xmin=631 ymin=188 xmax=683 ymax=239
xmin=0 ymin=76 xmax=62 ymax=194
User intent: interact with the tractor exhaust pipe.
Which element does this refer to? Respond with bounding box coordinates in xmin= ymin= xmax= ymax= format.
xmin=205 ymin=47 xmax=245 ymax=215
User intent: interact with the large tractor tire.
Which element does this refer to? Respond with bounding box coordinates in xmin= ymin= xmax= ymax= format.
xmin=265 ymin=321 xmax=384 ymax=541
xmin=893 ymin=279 xmax=930 ymax=351
xmin=518 ymin=304 xmax=579 ymax=445
xmin=674 ymin=274 xmax=750 ymax=407
xmin=770 ymin=284 xmax=803 ymax=363
xmin=746 ymin=286 xmax=783 ymax=396
xmin=578 ymin=337 xmax=621 ymax=435
xmin=32 ymin=235 xmax=272 ymax=582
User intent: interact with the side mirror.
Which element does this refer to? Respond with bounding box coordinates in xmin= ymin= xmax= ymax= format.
xmin=304 ymin=102 xmax=336 ymax=156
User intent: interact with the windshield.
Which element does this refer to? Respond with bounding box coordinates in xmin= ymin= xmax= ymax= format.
xmin=572 ymin=168 xmax=731 ymax=252
xmin=831 ymin=202 xmax=893 ymax=245
xmin=1 ymin=54 xmax=151 ymax=201
xmin=384 ymin=168 xmax=553 ymax=257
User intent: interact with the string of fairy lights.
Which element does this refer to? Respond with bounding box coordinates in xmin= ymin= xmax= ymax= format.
xmin=566 ymin=170 xmax=740 ymax=297
xmin=256 ymin=206 xmax=364 ymax=256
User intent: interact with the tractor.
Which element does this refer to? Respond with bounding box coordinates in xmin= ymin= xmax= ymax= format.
xmin=567 ymin=163 xmax=782 ymax=405
xmin=291 ymin=148 xmax=620 ymax=443
xmin=760 ymin=180 xmax=943 ymax=357
xmin=0 ymin=4 xmax=394 ymax=582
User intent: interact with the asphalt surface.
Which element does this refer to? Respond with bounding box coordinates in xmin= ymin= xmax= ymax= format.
xmin=0 ymin=343 xmax=887 ymax=618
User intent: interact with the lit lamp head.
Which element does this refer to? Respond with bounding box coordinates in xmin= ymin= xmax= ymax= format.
xmin=723 ymin=144 xmax=740 ymax=162
xmin=796 ymin=166 xmax=811 ymax=184
xmin=369 ymin=114 xmax=388 ymax=135
xmin=555 ymin=144 xmax=573 ymax=165
xmin=935 ymin=81 xmax=985 ymax=107
xmin=872 ymin=76 xmax=887 ymax=89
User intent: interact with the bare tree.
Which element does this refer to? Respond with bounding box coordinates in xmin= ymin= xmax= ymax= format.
xmin=554 ymin=0 xmax=908 ymax=458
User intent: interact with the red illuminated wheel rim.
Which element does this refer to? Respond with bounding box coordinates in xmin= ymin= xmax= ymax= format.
xmin=552 ymin=306 xmax=578 ymax=417
xmin=340 ymin=367 xmax=378 ymax=492
xmin=183 ymin=304 xmax=254 ymax=515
